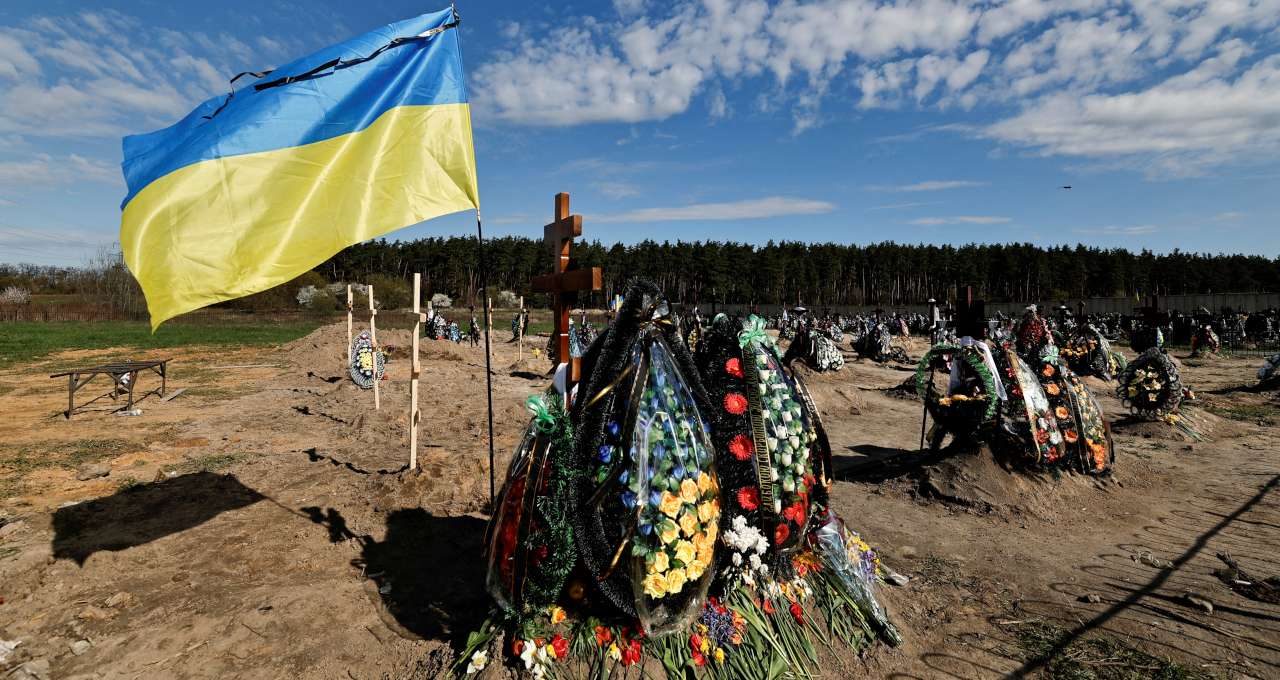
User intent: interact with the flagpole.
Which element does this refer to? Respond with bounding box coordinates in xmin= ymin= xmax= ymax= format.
xmin=477 ymin=209 xmax=497 ymax=510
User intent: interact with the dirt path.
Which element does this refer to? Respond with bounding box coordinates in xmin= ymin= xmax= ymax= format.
xmin=1 ymin=327 xmax=1276 ymax=679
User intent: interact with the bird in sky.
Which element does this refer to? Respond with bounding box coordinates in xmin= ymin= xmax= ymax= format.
xmin=1061 ymin=185 xmax=1073 ymax=189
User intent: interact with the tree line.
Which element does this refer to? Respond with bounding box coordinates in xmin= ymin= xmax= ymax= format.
xmin=5 ymin=239 xmax=1279 ymax=311
xmin=317 ymin=238 xmax=1280 ymax=308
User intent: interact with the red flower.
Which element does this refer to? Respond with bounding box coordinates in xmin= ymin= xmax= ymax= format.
xmin=512 ymin=639 xmax=525 ymax=656
xmin=728 ymin=434 xmax=754 ymax=461
xmin=789 ymin=602 xmax=806 ymax=626
xmin=594 ymin=625 xmax=612 ymax=647
xmin=621 ymin=639 xmax=642 ymax=666
xmin=782 ymin=502 xmax=806 ymax=523
xmin=725 ymin=357 xmax=743 ymax=378
xmin=736 ymin=487 xmax=760 ymax=511
xmin=550 ymin=634 xmax=570 ymax=660
xmin=760 ymin=598 xmax=776 ymax=615
xmin=692 ymin=649 xmax=707 ymax=667
xmin=724 ymin=393 xmax=748 ymax=415
xmin=774 ymin=522 xmax=791 ymax=544
xmin=690 ymin=633 xmax=705 ymax=660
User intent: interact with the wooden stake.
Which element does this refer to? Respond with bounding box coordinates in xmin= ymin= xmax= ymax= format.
xmin=346 ymin=284 xmax=353 ymax=365
xmin=369 ymin=284 xmax=380 ymax=411
xmin=517 ymin=295 xmax=525 ymax=360
xmin=486 ymin=295 xmax=494 ymax=370
xmin=410 ymin=273 xmax=422 ymax=471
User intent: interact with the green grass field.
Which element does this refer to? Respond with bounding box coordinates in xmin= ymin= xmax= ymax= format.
xmin=0 ymin=319 xmax=328 ymax=369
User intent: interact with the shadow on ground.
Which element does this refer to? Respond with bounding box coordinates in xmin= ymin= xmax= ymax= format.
xmin=303 ymin=505 xmax=489 ymax=644
xmin=52 ymin=471 xmax=266 ymax=565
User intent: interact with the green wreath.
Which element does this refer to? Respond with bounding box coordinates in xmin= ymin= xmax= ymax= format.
xmin=916 ymin=343 xmax=1000 ymax=421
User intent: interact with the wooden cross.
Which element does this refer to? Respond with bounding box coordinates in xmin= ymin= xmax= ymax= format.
xmin=532 ymin=192 xmax=602 ymax=392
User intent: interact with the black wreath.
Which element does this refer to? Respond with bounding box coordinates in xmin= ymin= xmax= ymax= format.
xmin=569 ymin=278 xmax=712 ymax=619
xmin=1116 ymin=348 xmax=1182 ymax=418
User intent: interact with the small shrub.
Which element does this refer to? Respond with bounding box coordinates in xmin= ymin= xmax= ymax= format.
xmin=0 ymin=286 xmax=31 ymax=305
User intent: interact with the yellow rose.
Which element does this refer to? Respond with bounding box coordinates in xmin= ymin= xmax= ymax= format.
xmin=660 ymin=491 xmax=682 ymax=518
xmin=644 ymin=572 xmax=668 ymax=598
xmin=650 ymin=551 xmax=669 ymax=574
xmin=665 ymin=567 xmax=688 ymax=595
xmin=703 ymin=522 xmax=718 ymax=545
xmin=697 ymin=472 xmax=714 ymax=494
xmin=697 ymin=541 xmax=714 ymax=567
xmin=697 ymin=500 xmax=716 ymax=523
xmin=679 ymin=510 xmax=699 ymax=537
xmin=714 ymin=648 xmax=725 ymax=664
xmin=680 ymin=478 xmax=700 ymax=504
xmin=686 ymin=558 xmax=706 ymax=580
xmin=659 ymin=520 xmax=680 ymax=545
xmin=674 ymin=540 xmax=696 ymax=566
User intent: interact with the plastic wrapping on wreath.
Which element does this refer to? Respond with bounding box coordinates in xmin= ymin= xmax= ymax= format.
xmin=1117 ymin=348 xmax=1182 ymax=418
xmin=1001 ymin=349 xmax=1068 ymax=465
xmin=1063 ymin=372 xmax=1114 ymax=474
xmin=811 ymin=333 xmax=845 ymax=371
xmin=484 ymin=393 xmax=578 ymax=614
xmin=807 ymin=510 xmax=902 ymax=646
xmin=572 ymin=279 xmax=721 ymax=635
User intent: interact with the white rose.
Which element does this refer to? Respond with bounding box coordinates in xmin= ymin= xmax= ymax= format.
xmin=731 ymin=552 xmax=743 ymax=566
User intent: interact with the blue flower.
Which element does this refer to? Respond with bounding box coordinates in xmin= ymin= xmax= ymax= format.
xmin=673 ymin=462 xmax=686 ymax=480
xmin=652 ymin=444 xmax=666 ymax=461
xmin=607 ymin=421 xmax=620 ymax=438
xmin=638 ymin=518 xmax=652 ymax=534
xmin=649 ymin=490 xmax=663 ymax=507
xmin=623 ymin=491 xmax=638 ymax=509
xmin=597 ymin=444 xmax=614 ymax=463
xmin=619 ymin=469 xmax=630 ymax=484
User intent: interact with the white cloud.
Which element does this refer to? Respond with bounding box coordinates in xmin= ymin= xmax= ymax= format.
xmin=593 ymin=196 xmax=835 ymax=223
xmin=986 ymin=51 xmax=1280 ymax=177
xmin=0 ymin=225 xmax=112 ymax=264
xmin=593 ymin=181 xmax=642 ymax=199
xmin=909 ymin=215 xmax=1011 ymax=225
xmin=869 ymin=201 xmax=935 ymax=210
xmin=1072 ymin=225 xmax=1159 ymax=235
xmin=868 ymin=180 xmax=987 ymax=192
xmin=0 ymin=198 xmax=15 ymax=207
xmin=0 ymin=153 xmax=119 ymax=186
xmin=473 ymin=1 xmax=1280 ymax=175
xmin=1212 ymin=211 xmax=1246 ymax=221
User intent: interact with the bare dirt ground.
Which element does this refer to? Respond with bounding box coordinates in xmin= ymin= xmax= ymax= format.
xmin=1 ymin=326 xmax=1276 ymax=679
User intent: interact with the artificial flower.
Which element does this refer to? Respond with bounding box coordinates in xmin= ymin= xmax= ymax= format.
xmin=724 ymin=393 xmax=748 ymax=415
xmin=697 ymin=500 xmax=716 ymax=522
xmin=725 ymin=357 xmax=743 ymax=378
xmin=594 ymin=625 xmax=613 ymax=647
xmin=736 ymin=487 xmax=760 ymax=510
xmin=1064 ymin=429 xmax=1079 ymax=443
xmin=1046 ymin=383 xmax=1060 ymax=396
xmin=680 ymin=478 xmax=700 ymax=503
xmin=687 ymin=557 xmax=707 ymax=580
xmin=679 ymin=510 xmax=699 ymax=537
xmin=728 ymin=434 xmax=754 ymax=461
xmin=621 ymin=639 xmax=642 ymax=666
xmin=665 ymin=567 xmax=688 ymax=595
xmin=714 ymin=648 xmax=726 ymax=664
xmin=650 ymin=551 xmax=670 ymax=574
xmin=644 ymin=572 xmax=668 ymax=598
xmin=774 ymin=523 xmax=791 ymax=544
xmin=1055 ymin=406 xmax=1070 ymax=419
xmin=674 ymin=539 xmax=697 ymax=566
xmin=789 ymin=602 xmax=806 ymax=626
xmin=660 ymin=491 xmax=683 ymax=518
xmin=698 ymin=472 xmax=715 ymax=494
xmin=1042 ymin=364 xmax=1055 ymax=377
xmin=659 ymin=519 xmax=680 ymax=544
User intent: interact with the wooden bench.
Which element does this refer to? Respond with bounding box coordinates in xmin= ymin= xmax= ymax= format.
xmin=50 ymin=359 xmax=169 ymax=419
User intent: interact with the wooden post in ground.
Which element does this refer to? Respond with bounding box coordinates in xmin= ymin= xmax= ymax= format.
xmin=486 ymin=295 xmax=494 ymax=368
xmin=517 ymin=295 xmax=525 ymax=360
xmin=532 ymin=192 xmax=603 ymax=401
xmin=369 ymin=284 xmax=380 ymax=410
xmin=346 ymin=285 xmax=353 ymax=365
xmin=410 ymin=273 xmax=423 ymax=471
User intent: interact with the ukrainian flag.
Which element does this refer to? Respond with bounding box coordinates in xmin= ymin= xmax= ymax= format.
xmin=120 ymin=9 xmax=478 ymax=328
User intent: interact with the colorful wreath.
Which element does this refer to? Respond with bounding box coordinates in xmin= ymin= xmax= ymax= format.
xmin=348 ymin=330 xmax=385 ymax=389
xmin=1117 ymin=348 xmax=1183 ymax=418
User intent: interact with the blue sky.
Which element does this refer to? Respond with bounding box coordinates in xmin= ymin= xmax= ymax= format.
xmin=1 ymin=0 xmax=1278 ymax=266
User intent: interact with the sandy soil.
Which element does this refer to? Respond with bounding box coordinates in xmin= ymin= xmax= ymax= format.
xmin=0 ymin=326 xmax=1276 ymax=679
